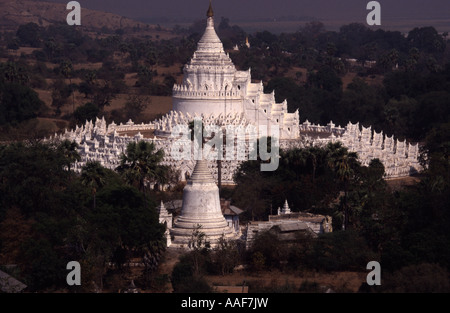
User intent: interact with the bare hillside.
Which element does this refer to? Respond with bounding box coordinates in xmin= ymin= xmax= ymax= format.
xmin=0 ymin=0 xmax=155 ymax=31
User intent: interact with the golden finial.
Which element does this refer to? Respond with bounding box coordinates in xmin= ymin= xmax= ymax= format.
xmin=207 ymin=0 xmax=214 ymax=18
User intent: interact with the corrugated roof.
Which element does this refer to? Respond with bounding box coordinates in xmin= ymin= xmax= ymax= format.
xmin=229 ymin=205 xmax=244 ymax=215
xmin=274 ymin=221 xmax=309 ymax=232
xmin=221 ymin=200 xmax=243 ymax=216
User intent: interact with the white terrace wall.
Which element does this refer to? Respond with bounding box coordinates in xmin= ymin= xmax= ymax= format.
xmin=47 ymin=117 xmax=422 ymax=184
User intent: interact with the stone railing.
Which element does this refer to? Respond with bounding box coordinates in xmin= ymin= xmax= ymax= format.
xmin=172 ymin=87 xmax=241 ymax=99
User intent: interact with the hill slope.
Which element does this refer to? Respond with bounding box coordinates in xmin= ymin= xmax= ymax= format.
xmin=0 ymin=0 xmax=154 ymax=31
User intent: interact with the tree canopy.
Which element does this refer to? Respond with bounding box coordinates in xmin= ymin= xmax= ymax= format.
xmin=0 ymin=140 xmax=166 ymax=292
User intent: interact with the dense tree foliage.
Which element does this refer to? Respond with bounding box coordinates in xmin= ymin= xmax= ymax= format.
xmin=0 ymin=62 xmax=44 ymax=127
xmin=233 ymin=142 xmax=359 ymax=222
xmin=0 ymin=141 xmax=166 ymax=292
xmin=116 ymin=140 xmax=169 ymax=194
xmin=232 ymin=127 xmax=450 ymax=289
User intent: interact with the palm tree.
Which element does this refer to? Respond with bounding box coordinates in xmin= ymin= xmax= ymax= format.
xmin=307 ymin=146 xmax=323 ymax=183
xmin=58 ymin=139 xmax=80 ymax=174
xmin=60 ymin=60 xmax=75 ymax=113
xmin=116 ymin=141 xmax=168 ymax=203
xmin=285 ymin=146 xmax=322 ymax=183
xmin=282 ymin=148 xmax=308 ymax=180
xmin=326 ymin=142 xmax=360 ymax=230
xmin=81 ymin=161 xmax=107 ymax=209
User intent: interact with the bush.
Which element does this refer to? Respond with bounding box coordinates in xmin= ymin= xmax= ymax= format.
xmin=305 ymin=230 xmax=377 ymax=271
xmin=246 ymin=231 xmax=288 ymax=271
xmin=299 ymin=280 xmax=321 ymax=293
xmin=0 ymin=82 xmax=44 ymax=126
xmin=171 ymin=260 xmax=193 ymax=291
xmin=380 ymin=263 xmax=450 ymax=293
xmin=207 ymin=236 xmax=240 ymax=275
xmin=17 ymin=23 xmax=41 ymax=47
xmin=73 ymin=102 xmax=99 ymax=125
xmin=171 ymin=256 xmax=212 ymax=293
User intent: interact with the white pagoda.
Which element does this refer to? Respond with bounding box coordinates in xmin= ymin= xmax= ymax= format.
xmin=171 ymin=159 xmax=235 ymax=247
xmin=171 ymin=1 xmax=300 ymax=140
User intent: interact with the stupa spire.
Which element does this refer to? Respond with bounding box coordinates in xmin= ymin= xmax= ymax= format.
xmin=281 ymin=199 xmax=291 ymax=214
xmin=159 ymin=200 xmax=167 ymax=214
xmin=207 ymin=0 xmax=214 ymax=18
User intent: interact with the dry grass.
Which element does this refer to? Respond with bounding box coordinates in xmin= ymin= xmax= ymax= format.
xmin=149 ymin=248 xmax=366 ymax=294
xmin=386 ymin=175 xmax=421 ymax=191
xmin=204 ymin=269 xmax=366 ymax=293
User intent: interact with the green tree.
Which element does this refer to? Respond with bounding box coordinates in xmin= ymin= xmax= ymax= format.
xmin=16 ymin=23 xmax=41 ymax=47
xmin=339 ymin=78 xmax=385 ymax=127
xmin=414 ymin=91 xmax=450 ymax=139
xmin=0 ymin=142 xmax=69 ymax=215
xmin=51 ymin=78 xmax=72 ymax=116
xmin=378 ymin=49 xmax=399 ymax=72
xmin=117 ymin=140 xmax=168 ymax=198
xmin=380 ymin=263 xmax=450 ymax=293
xmin=95 ymin=184 xmax=165 ymax=253
xmin=57 ymin=140 xmax=80 ymax=174
xmin=188 ymin=225 xmax=211 ymax=277
xmin=171 ymin=255 xmax=212 ymax=293
xmin=0 ymin=81 xmax=43 ymax=126
xmin=326 ymin=142 xmax=360 ymax=230
xmin=73 ymin=102 xmax=99 ymax=125
xmin=407 ymin=27 xmax=446 ymax=54
xmin=123 ymin=95 xmax=149 ymax=123
xmin=209 ymin=236 xmax=240 ymax=276
xmin=91 ymin=79 xmax=118 ymax=110
xmin=232 ymin=159 xmax=273 ymax=221
xmin=59 ymin=60 xmax=75 ymax=113
xmin=247 ymin=230 xmax=291 ymax=271
xmin=81 ymin=161 xmax=108 ymax=209
xmin=0 ymin=62 xmax=30 ymax=85
xmin=383 ymin=96 xmax=417 ymax=138
xmin=0 ymin=142 xmax=88 ymax=291
xmin=20 ymin=238 xmax=66 ymax=291
xmin=305 ymin=230 xmax=376 ymax=271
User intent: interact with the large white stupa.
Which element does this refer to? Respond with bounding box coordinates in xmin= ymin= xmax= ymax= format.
xmin=170 ymin=1 xmax=300 ymax=140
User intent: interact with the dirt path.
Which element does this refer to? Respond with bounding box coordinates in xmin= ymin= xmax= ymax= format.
xmin=155 ymin=247 xmax=187 ymax=292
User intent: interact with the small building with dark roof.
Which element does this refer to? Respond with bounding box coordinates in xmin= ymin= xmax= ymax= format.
xmin=220 ymin=199 xmax=243 ymax=233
